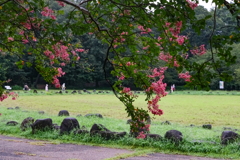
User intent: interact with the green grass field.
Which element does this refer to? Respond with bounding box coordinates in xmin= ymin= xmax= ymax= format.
xmin=1 ymin=90 xmax=240 ymax=127
xmin=1 ymin=90 xmax=240 ymax=159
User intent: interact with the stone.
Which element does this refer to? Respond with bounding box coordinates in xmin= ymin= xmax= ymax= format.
xmin=161 ymin=121 xmax=171 ymax=125
xmin=74 ymin=129 xmax=89 ymax=134
xmin=31 ymin=118 xmax=53 ymax=134
xmin=221 ymin=131 xmax=239 ymax=145
xmin=6 ymin=121 xmax=18 ymax=126
xmin=33 ymin=90 xmax=38 ymax=93
xmin=71 ymin=90 xmax=77 ymax=94
xmin=65 ymin=91 xmax=68 ymax=93
xmin=202 ymin=124 xmax=212 ymax=129
xmin=76 ymin=114 xmax=82 ymax=117
xmin=60 ymin=117 xmax=80 ymax=134
xmin=52 ymin=124 xmax=60 ymax=131
xmin=38 ymin=111 xmax=45 ymax=115
xmin=90 ymin=123 xmax=110 ymax=133
xmin=164 ymin=130 xmax=183 ymax=143
xmin=15 ymin=106 xmax=20 ymax=110
xmin=93 ymin=131 xmax=126 ymax=140
xmin=58 ymin=110 xmax=70 ymax=116
xmin=90 ymin=124 xmax=126 ymax=140
xmin=7 ymin=107 xmax=14 ymax=110
xmin=84 ymin=113 xmax=103 ymax=118
xmin=20 ymin=117 xmax=34 ymax=131
xmin=145 ymin=134 xmax=162 ymax=140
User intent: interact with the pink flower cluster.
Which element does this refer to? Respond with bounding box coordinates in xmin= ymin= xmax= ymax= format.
xmin=167 ymin=21 xmax=182 ymax=36
xmin=76 ymin=49 xmax=85 ymax=52
xmin=118 ymin=73 xmax=125 ymax=80
xmin=126 ymin=61 xmax=135 ymax=66
xmin=190 ymin=45 xmax=206 ymax=56
xmin=186 ymin=0 xmax=198 ymax=10
xmin=179 ymin=71 xmax=191 ymax=82
xmin=176 ymin=35 xmax=187 ymax=45
xmin=0 ymin=92 xmax=18 ymax=101
xmin=8 ymin=37 xmax=14 ymax=42
xmin=57 ymin=1 xmax=66 ymax=7
xmin=0 ymin=94 xmax=8 ymax=101
xmin=136 ymin=131 xmax=146 ymax=139
xmin=41 ymin=7 xmax=56 ymax=20
xmin=159 ymin=53 xmax=179 ymax=67
xmin=52 ymin=67 xmax=65 ymax=88
xmin=52 ymin=43 xmax=70 ymax=61
xmin=147 ymin=67 xmax=167 ymax=116
xmin=138 ymin=25 xmax=152 ymax=34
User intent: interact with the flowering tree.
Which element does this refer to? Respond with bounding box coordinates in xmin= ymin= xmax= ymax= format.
xmin=0 ymin=0 xmax=239 ymax=137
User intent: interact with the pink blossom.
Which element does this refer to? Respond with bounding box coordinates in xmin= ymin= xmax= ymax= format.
xmin=176 ymin=36 xmax=186 ymax=45
xmin=118 ymin=73 xmax=125 ymax=80
xmin=60 ymin=63 xmax=66 ymax=66
xmin=21 ymin=22 xmax=31 ymax=29
xmin=71 ymin=50 xmax=76 ymax=55
xmin=57 ymin=1 xmax=66 ymax=7
xmin=159 ymin=53 xmax=179 ymax=67
xmin=122 ymin=87 xmax=131 ymax=93
xmin=76 ymin=49 xmax=85 ymax=52
xmin=49 ymin=54 xmax=55 ymax=60
xmin=190 ymin=45 xmax=206 ymax=55
xmin=8 ymin=37 xmax=14 ymax=42
xmin=137 ymin=131 xmax=146 ymax=139
xmin=143 ymin=45 xmax=149 ymax=50
xmin=22 ymin=39 xmax=29 ymax=44
xmin=76 ymin=56 xmax=80 ymax=60
xmin=19 ymin=30 xmax=24 ymax=35
xmin=179 ymin=72 xmax=191 ymax=82
xmin=44 ymin=50 xmax=52 ymax=56
xmin=186 ymin=0 xmax=198 ymax=10
xmin=41 ymin=7 xmax=56 ymax=20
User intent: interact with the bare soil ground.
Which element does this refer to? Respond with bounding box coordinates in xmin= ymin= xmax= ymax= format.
xmin=0 ymin=135 xmax=226 ymax=160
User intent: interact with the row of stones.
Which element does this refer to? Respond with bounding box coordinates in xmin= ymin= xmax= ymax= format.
xmin=5 ymin=108 xmax=240 ymax=145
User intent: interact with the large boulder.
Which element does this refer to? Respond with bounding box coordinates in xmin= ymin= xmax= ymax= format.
xmin=31 ymin=118 xmax=53 ymax=134
xmin=164 ymin=130 xmax=183 ymax=143
xmin=90 ymin=123 xmax=126 ymax=140
xmin=221 ymin=131 xmax=239 ymax=145
xmin=58 ymin=110 xmax=70 ymax=116
xmin=20 ymin=117 xmax=34 ymax=131
xmin=90 ymin=123 xmax=110 ymax=133
xmin=60 ymin=117 xmax=80 ymax=134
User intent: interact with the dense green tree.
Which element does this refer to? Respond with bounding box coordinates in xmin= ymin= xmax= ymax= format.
xmin=1 ymin=0 xmax=240 ymax=137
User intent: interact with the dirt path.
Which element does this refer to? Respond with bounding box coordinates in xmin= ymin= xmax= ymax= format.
xmin=0 ymin=135 xmax=225 ymax=160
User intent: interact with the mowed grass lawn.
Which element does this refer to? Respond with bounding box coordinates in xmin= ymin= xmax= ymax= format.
xmin=1 ymin=91 xmax=240 ymax=127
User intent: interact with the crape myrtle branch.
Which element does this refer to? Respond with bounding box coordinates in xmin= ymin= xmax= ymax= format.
xmin=57 ymin=0 xmax=90 ymax=14
xmin=0 ymin=0 xmax=11 ymax=6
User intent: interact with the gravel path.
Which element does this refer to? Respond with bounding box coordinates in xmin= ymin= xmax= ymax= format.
xmin=0 ymin=135 xmax=225 ymax=160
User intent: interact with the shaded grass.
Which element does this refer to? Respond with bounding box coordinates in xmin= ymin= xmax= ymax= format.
xmin=0 ymin=107 xmax=240 ymax=159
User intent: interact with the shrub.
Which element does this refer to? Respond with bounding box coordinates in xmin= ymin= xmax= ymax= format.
xmin=12 ymin=85 xmax=23 ymax=90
